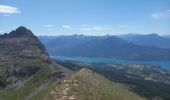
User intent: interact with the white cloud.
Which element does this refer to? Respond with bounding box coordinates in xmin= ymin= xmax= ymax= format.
xmin=81 ymin=26 xmax=108 ymax=31
xmin=0 ymin=5 xmax=20 ymax=14
xmin=62 ymin=25 xmax=72 ymax=29
xmin=151 ymin=10 xmax=170 ymax=20
xmin=43 ymin=24 xmax=56 ymax=27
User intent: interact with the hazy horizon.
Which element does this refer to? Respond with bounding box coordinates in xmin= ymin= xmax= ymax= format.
xmin=0 ymin=26 xmax=169 ymax=36
xmin=36 ymin=33 xmax=169 ymax=37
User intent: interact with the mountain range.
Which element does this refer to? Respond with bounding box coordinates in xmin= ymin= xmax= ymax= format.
xmin=117 ymin=33 xmax=170 ymax=49
xmin=39 ymin=34 xmax=170 ymax=60
xmin=0 ymin=27 xmax=148 ymax=100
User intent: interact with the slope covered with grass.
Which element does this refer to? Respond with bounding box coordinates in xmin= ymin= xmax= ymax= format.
xmin=33 ymin=68 xmax=146 ymax=100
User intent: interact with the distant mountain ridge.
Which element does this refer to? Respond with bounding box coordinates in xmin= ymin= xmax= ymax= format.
xmin=118 ymin=33 xmax=170 ymax=49
xmin=39 ymin=34 xmax=170 ymax=61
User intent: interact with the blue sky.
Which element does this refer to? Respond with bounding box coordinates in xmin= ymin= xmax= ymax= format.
xmin=0 ymin=0 xmax=170 ymax=36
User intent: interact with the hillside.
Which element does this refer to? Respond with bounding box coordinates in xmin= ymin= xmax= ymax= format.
xmin=0 ymin=26 xmax=61 ymax=100
xmin=56 ymin=60 xmax=170 ymax=100
xmin=39 ymin=35 xmax=170 ymax=60
xmin=31 ymin=68 xmax=145 ymax=100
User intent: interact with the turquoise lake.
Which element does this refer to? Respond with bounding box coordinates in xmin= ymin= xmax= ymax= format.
xmin=52 ymin=56 xmax=170 ymax=70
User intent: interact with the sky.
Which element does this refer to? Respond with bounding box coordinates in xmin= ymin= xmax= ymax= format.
xmin=0 ymin=0 xmax=170 ymax=36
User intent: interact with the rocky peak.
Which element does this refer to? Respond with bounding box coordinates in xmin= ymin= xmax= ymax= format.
xmin=8 ymin=26 xmax=34 ymax=37
xmin=0 ymin=26 xmax=48 ymax=58
xmin=0 ymin=26 xmax=51 ymax=89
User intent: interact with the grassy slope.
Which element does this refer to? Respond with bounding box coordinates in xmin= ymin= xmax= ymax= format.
xmin=0 ymin=59 xmax=57 ymax=100
xmin=31 ymin=68 xmax=146 ymax=100
xmin=56 ymin=61 xmax=170 ymax=100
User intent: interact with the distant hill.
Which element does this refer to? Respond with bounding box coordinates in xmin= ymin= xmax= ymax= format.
xmin=32 ymin=68 xmax=145 ymax=100
xmin=118 ymin=33 xmax=170 ymax=49
xmin=39 ymin=35 xmax=170 ymax=61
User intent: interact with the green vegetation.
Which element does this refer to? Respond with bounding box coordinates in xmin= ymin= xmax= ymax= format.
xmin=56 ymin=60 xmax=170 ymax=100
xmin=0 ymin=58 xmax=57 ymax=100
xmin=31 ymin=68 xmax=145 ymax=100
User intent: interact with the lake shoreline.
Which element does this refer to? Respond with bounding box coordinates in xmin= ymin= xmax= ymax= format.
xmin=51 ymin=56 xmax=170 ymax=70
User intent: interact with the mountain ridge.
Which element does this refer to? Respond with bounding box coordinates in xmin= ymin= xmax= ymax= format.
xmin=32 ymin=68 xmax=146 ymax=100
xmin=118 ymin=33 xmax=170 ymax=49
xmin=39 ymin=35 xmax=170 ymax=60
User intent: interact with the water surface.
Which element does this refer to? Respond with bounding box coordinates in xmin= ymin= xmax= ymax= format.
xmin=52 ymin=56 xmax=170 ymax=70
